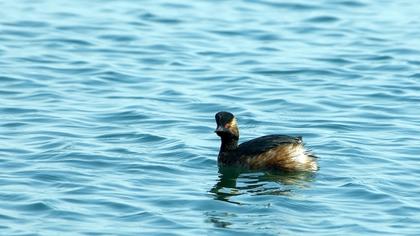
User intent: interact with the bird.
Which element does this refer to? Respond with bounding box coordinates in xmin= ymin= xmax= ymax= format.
xmin=214 ymin=111 xmax=318 ymax=172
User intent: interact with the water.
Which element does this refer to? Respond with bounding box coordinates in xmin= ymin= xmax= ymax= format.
xmin=1 ymin=0 xmax=419 ymax=235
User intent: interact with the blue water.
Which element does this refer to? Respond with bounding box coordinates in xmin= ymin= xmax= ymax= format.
xmin=1 ymin=0 xmax=419 ymax=235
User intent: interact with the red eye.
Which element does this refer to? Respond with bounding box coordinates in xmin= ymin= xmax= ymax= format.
xmin=224 ymin=123 xmax=230 ymax=128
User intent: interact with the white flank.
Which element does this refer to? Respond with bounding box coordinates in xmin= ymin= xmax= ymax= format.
xmin=291 ymin=144 xmax=309 ymax=164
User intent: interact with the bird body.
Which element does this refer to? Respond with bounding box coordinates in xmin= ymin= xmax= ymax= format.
xmin=215 ymin=112 xmax=318 ymax=172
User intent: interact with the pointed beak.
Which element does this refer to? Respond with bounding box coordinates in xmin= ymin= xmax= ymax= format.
xmin=214 ymin=126 xmax=227 ymax=134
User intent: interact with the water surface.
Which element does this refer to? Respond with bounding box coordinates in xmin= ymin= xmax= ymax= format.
xmin=1 ymin=0 xmax=419 ymax=235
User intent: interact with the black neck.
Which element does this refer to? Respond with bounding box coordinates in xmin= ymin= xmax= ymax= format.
xmin=219 ymin=136 xmax=238 ymax=152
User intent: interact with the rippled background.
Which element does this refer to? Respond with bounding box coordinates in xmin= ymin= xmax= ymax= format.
xmin=1 ymin=0 xmax=419 ymax=235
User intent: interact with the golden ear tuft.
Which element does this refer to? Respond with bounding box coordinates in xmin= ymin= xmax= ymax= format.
xmin=230 ymin=118 xmax=237 ymax=127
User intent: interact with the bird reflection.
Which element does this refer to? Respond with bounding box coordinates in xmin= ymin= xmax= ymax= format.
xmin=210 ymin=165 xmax=316 ymax=204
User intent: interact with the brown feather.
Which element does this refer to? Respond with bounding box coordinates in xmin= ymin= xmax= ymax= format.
xmin=243 ymin=143 xmax=317 ymax=171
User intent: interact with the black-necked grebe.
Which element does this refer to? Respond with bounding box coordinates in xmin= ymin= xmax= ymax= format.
xmin=215 ymin=111 xmax=318 ymax=172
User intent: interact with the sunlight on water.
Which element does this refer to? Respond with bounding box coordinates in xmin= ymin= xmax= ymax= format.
xmin=0 ymin=0 xmax=419 ymax=235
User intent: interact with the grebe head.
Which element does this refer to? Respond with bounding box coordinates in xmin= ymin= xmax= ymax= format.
xmin=214 ymin=111 xmax=239 ymax=139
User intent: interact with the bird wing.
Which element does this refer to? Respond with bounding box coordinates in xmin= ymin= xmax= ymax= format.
xmin=237 ymin=135 xmax=302 ymax=156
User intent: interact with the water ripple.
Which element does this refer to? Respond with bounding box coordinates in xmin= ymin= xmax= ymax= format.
xmin=1 ymin=0 xmax=419 ymax=235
